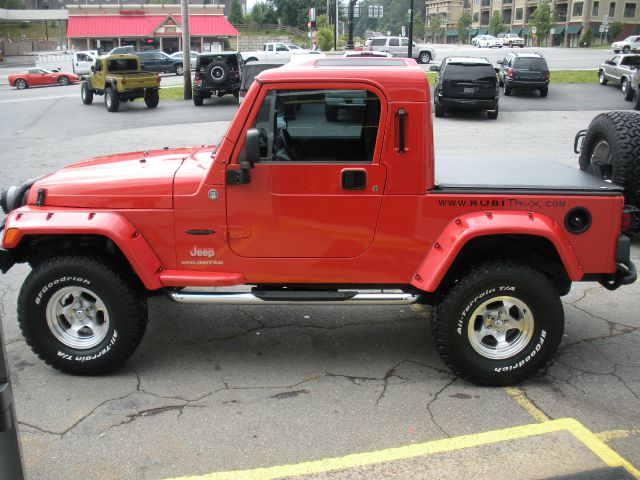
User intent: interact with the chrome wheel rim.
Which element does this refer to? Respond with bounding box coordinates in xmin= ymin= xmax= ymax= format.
xmin=106 ymin=93 xmax=112 ymax=108
xmin=16 ymin=79 xmax=25 ymax=89
xmin=46 ymin=286 xmax=110 ymax=349
xmin=589 ymin=139 xmax=612 ymax=180
xmin=177 ymin=65 xmax=184 ymax=75
xmin=622 ymin=80 xmax=628 ymax=93
xmin=467 ymin=296 xmax=534 ymax=360
xmin=59 ymin=76 xmax=68 ymax=85
xmin=211 ymin=66 xmax=224 ymax=80
xmin=420 ymin=53 xmax=429 ymax=63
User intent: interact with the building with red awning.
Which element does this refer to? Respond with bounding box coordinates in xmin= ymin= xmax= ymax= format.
xmin=66 ymin=4 xmax=239 ymax=54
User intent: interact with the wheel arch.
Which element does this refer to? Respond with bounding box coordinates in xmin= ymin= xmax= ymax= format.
xmin=411 ymin=212 xmax=581 ymax=295
xmin=3 ymin=209 xmax=164 ymax=291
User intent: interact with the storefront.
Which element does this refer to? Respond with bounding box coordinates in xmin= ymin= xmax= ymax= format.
xmin=66 ymin=4 xmax=238 ymax=55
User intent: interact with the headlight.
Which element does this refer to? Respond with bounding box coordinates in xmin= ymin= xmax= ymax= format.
xmin=1 ymin=177 xmax=41 ymax=214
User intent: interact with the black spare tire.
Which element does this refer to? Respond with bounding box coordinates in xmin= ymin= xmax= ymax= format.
xmin=579 ymin=111 xmax=640 ymax=234
xmin=205 ymin=60 xmax=230 ymax=85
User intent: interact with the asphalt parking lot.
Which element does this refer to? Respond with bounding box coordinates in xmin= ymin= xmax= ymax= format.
xmin=0 ymin=71 xmax=639 ymax=479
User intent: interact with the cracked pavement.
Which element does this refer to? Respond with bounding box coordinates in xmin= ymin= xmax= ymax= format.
xmin=1 ymin=99 xmax=640 ymax=479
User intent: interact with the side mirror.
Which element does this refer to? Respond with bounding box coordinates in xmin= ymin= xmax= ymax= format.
xmin=241 ymin=128 xmax=260 ymax=169
xmin=429 ymin=65 xmax=440 ymax=72
xmin=497 ymin=59 xmax=503 ymax=64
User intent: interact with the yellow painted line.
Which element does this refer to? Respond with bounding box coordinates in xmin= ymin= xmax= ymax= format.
xmin=163 ymin=418 xmax=639 ymax=480
xmin=596 ymin=429 xmax=640 ymax=442
xmin=504 ymin=386 xmax=550 ymax=423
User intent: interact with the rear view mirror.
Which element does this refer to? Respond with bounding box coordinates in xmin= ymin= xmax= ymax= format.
xmin=241 ymin=128 xmax=260 ymax=169
xmin=429 ymin=65 xmax=440 ymax=72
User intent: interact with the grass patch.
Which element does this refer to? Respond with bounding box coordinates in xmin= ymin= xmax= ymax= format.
xmin=159 ymin=86 xmax=189 ymax=101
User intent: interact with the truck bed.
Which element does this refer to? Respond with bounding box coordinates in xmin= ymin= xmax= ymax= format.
xmin=434 ymin=156 xmax=624 ymax=195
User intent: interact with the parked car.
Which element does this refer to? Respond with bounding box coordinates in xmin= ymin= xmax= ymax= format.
xmin=365 ymin=36 xmax=435 ymax=64
xmin=344 ymin=50 xmax=394 ymax=58
xmin=497 ymin=52 xmax=550 ymax=97
xmin=193 ymin=52 xmax=242 ymax=106
xmin=241 ymin=43 xmax=309 ymax=63
xmin=612 ymin=35 xmax=640 ymax=54
xmin=169 ymin=51 xmax=199 ymax=74
xmin=430 ymin=56 xmax=499 ymax=119
xmin=598 ymin=54 xmax=640 ymax=100
xmin=239 ymin=61 xmax=284 ymax=104
xmin=475 ymin=35 xmax=502 ymax=48
xmin=135 ymin=50 xmax=179 ymax=74
xmin=498 ymin=33 xmax=525 ymax=47
xmin=627 ymin=67 xmax=640 ymax=109
xmin=8 ymin=68 xmax=79 ymax=89
xmin=108 ymin=46 xmax=135 ymax=56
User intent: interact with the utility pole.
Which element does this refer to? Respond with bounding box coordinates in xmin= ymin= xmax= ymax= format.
xmin=346 ymin=0 xmax=357 ymax=50
xmin=407 ymin=0 xmax=414 ymax=58
xmin=334 ymin=0 xmax=339 ymax=50
xmin=181 ymin=0 xmax=192 ymax=100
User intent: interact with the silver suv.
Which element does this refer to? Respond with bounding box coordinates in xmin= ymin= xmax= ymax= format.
xmin=365 ymin=36 xmax=435 ymax=64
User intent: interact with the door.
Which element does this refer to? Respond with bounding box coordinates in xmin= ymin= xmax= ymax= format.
xmin=226 ymin=86 xmax=386 ymax=258
xmin=73 ymin=53 xmax=95 ymax=75
xmin=0 ymin=312 xmax=26 ymax=480
xmin=387 ymin=37 xmax=400 ymax=56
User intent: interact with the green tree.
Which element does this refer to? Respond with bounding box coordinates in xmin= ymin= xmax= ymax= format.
xmin=427 ymin=15 xmax=443 ymax=43
xmin=0 ymin=0 xmax=24 ymax=8
xmin=488 ymin=11 xmax=504 ymax=36
xmin=267 ymin=0 xmax=327 ymax=30
xmin=250 ymin=2 xmax=278 ymax=25
xmin=316 ymin=26 xmax=334 ymax=50
xmin=228 ymin=0 xmax=245 ymax=24
xmin=456 ymin=12 xmax=472 ymax=44
xmin=528 ymin=0 xmax=552 ymax=45
xmin=608 ymin=20 xmax=623 ymax=41
xmin=580 ymin=27 xmax=593 ymax=47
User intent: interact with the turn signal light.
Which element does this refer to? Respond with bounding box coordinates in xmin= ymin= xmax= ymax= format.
xmin=546 ymin=72 xmax=551 ymax=80
xmin=622 ymin=212 xmax=632 ymax=232
xmin=3 ymin=228 xmax=20 ymax=247
xmin=507 ymin=68 xmax=513 ymax=78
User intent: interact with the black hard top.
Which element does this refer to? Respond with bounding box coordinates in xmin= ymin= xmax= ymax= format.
xmin=434 ymin=156 xmax=623 ymax=194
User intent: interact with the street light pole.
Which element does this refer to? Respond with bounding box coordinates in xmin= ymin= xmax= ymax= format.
xmin=181 ymin=0 xmax=192 ymax=100
xmin=407 ymin=0 xmax=414 ymax=58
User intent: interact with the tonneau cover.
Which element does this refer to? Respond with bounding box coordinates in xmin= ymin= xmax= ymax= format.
xmin=434 ymin=156 xmax=624 ymax=194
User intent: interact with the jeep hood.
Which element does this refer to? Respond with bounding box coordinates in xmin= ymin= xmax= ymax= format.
xmin=29 ymin=147 xmax=202 ymax=209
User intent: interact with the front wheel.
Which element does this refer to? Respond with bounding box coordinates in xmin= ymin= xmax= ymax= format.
xmin=432 ymin=262 xmax=564 ymax=385
xmin=503 ymin=84 xmax=512 ymax=96
xmin=598 ymin=70 xmax=608 ymax=85
xmin=17 ymin=256 xmax=148 ymax=375
xmin=623 ymin=46 xmax=630 ymax=54
xmin=634 ymin=89 xmax=640 ymax=111
xmin=418 ymin=51 xmax=432 ymax=64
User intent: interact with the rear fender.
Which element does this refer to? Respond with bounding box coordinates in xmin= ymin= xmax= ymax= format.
xmin=410 ymin=211 xmax=583 ymax=292
xmin=3 ymin=208 xmax=164 ymax=290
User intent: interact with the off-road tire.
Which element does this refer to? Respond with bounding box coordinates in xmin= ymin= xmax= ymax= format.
xmin=622 ymin=79 xmax=634 ymax=101
xmin=598 ymin=70 xmax=608 ymax=85
xmin=17 ymin=256 xmax=148 ymax=375
xmin=193 ymin=92 xmax=204 ymax=106
xmin=81 ymin=81 xmax=93 ymax=105
xmin=579 ymin=111 xmax=640 ymax=234
xmin=14 ymin=78 xmax=27 ymax=89
xmin=432 ymin=261 xmax=564 ymax=385
xmin=205 ymin=60 xmax=230 ymax=85
xmin=540 ymin=86 xmax=549 ymax=97
xmin=144 ymin=88 xmax=159 ymax=108
xmin=503 ymin=84 xmax=512 ymax=96
xmin=104 ymin=87 xmax=120 ymax=112
xmin=418 ymin=51 xmax=431 ymax=64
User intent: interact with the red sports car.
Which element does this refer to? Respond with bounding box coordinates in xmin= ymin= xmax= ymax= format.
xmin=9 ymin=68 xmax=80 ymax=89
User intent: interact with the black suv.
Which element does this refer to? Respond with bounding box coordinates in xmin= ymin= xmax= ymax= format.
xmin=193 ymin=52 xmax=242 ymax=106
xmin=497 ymin=52 xmax=550 ymax=97
xmin=430 ymin=56 xmax=499 ymax=119
xmin=135 ymin=51 xmax=179 ymax=74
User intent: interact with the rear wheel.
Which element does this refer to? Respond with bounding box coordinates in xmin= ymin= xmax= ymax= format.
xmin=104 ymin=87 xmax=120 ymax=112
xmin=193 ymin=92 xmax=204 ymax=106
xmin=434 ymin=102 xmax=445 ymax=118
xmin=578 ymin=111 xmax=640 ymax=233
xmin=81 ymin=81 xmax=93 ymax=105
xmin=503 ymin=84 xmax=512 ymax=96
xmin=598 ymin=70 xmax=608 ymax=85
xmin=14 ymin=78 xmax=27 ymax=89
xmin=634 ymin=89 xmax=640 ymax=111
xmin=418 ymin=51 xmax=432 ymax=64
xmin=58 ymin=75 xmax=69 ymax=86
xmin=622 ymin=79 xmax=634 ymax=101
xmin=17 ymin=256 xmax=148 ymax=375
xmin=432 ymin=261 xmax=564 ymax=385
xmin=144 ymin=88 xmax=159 ymax=108
xmin=540 ymin=86 xmax=548 ymax=97
xmin=175 ymin=64 xmax=184 ymax=76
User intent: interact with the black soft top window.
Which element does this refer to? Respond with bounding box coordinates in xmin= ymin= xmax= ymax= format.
xmin=444 ymin=64 xmax=496 ymax=81
xmin=107 ymin=59 xmax=138 ymax=71
xmin=513 ymin=57 xmax=548 ymax=69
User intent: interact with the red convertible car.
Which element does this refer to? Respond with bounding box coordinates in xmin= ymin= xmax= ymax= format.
xmin=8 ymin=68 xmax=79 ymax=89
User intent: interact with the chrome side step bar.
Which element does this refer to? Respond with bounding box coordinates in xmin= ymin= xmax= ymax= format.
xmin=169 ymin=291 xmax=419 ymax=305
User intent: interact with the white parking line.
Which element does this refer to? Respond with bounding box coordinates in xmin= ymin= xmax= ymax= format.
xmin=0 ymin=94 xmax=77 ymax=104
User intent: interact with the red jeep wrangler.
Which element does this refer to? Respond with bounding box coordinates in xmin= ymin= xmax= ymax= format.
xmin=0 ymin=58 xmax=636 ymax=385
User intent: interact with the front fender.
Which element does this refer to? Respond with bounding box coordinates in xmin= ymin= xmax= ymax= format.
xmin=2 ymin=207 xmax=164 ymax=290
xmin=410 ymin=211 xmax=583 ymax=292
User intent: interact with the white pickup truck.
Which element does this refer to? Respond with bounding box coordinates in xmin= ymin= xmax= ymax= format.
xmin=36 ymin=51 xmax=97 ymax=75
xmin=241 ymin=43 xmax=309 ymax=63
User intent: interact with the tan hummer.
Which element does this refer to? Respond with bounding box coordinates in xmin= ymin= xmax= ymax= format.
xmin=81 ymin=54 xmax=161 ymax=112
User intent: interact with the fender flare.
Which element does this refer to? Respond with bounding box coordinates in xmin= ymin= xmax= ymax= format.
xmin=3 ymin=208 xmax=164 ymax=290
xmin=410 ymin=211 xmax=583 ymax=292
